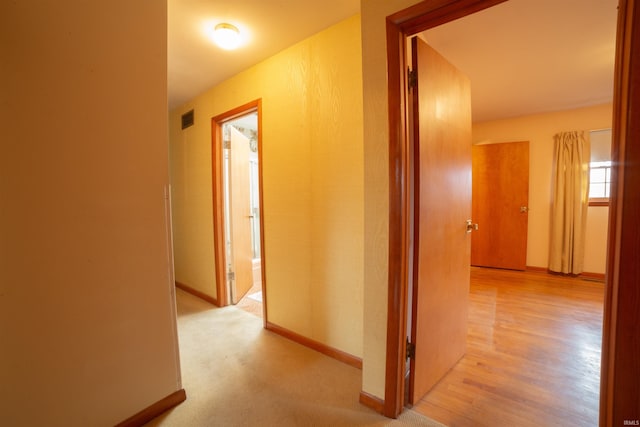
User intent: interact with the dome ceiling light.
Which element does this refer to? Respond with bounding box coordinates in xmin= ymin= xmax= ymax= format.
xmin=213 ymin=23 xmax=241 ymax=50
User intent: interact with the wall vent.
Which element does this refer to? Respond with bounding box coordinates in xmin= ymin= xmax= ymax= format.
xmin=181 ymin=109 xmax=194 ymax=129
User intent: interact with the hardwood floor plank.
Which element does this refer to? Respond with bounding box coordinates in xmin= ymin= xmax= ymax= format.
xmin=413 ymin=267 xmax=603 ymax=426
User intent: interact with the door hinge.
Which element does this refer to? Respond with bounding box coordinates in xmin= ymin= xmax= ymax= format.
xmin=408 ymin=69 xmax=417 ymax=91
xmin=227 ymin=271 xmax=235 ymax=281
xmin=223 ymin=140 xmax=231 ymax=150
xmin=406 ymin=338 xmax=415 ymax=359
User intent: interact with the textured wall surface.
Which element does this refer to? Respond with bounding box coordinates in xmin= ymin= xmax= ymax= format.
xmin=169 ymin=15 xmax=364 ymax=358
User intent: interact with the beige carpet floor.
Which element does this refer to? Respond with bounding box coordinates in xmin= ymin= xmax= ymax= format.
xmin=145 ymin=289 xmax=445 ymax=426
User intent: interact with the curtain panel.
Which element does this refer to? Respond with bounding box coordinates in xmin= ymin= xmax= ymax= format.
xmin=548 ymin=131 xmax=590 ymax=274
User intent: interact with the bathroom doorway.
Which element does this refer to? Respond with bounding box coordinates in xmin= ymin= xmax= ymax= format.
xmin=212 ymin=100 xmax=266 ymax=321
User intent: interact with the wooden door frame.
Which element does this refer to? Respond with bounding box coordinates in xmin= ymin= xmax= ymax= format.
xmin=600 ymin=0 xmax=640 ymax=424
xmin=211 ymin=99 xmax=268 ymax=325
xmin=383 ymin=0 xmax=640 ymax=423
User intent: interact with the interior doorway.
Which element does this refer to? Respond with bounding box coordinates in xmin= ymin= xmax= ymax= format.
xmin=212 ymin=100 xmax=267 ymax=323
xmin=382 ymin=0 xmax=632 ymax=421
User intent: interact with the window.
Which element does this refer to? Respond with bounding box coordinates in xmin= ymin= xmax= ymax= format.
xmin=589 ymin=129 xmax=612 ymax=206
xmin=589 ymin=161 xmax=611 ymax=202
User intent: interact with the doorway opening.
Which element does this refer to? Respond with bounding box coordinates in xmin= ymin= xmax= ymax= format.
xmin=212 ymin=100 xmax=267 ymax=323
xmin=383 ymin=0 xmax=626 ymax=422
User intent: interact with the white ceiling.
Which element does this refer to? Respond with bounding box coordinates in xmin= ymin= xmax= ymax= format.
xmin=168 ymin=0 xmax=618 ymax=122
xmin=422 ymin=0 xmax=618 ymax=122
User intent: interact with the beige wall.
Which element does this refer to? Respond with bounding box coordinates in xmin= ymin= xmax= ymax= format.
xmin=472 ymin=104 xmax=612 ymax=274
xmin=169 ymin=15 xmax=364 ymax=358
xmin=0 ymin=1 xmax=181 ymax=426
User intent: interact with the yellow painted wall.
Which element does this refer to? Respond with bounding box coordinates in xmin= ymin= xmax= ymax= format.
xmin=472 ymin=104 xmax=612 ymax=274
xmin=0 ymin=1 xmax=181 ymax=425
xmin=169 ymin=15 xmax=364 ymax=357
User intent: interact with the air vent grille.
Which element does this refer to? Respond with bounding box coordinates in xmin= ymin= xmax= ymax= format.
xmin=181 ymin=109 xmax=194 ymax=129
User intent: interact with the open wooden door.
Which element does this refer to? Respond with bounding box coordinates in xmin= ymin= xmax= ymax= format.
xmin=471 ymin=141 xmax=529 ymax=270
xmin=408 ymin=36 xmax=473 ymax=404
xmin=229 ymin=127 xmax=254 ymax=304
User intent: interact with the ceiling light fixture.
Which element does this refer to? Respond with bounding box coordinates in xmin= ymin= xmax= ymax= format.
xmin=213 ymin=23 xmax=241 ymax=50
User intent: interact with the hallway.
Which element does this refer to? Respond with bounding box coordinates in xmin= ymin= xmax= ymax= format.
xmin=145 ymin=289 xmax=442 ymax=426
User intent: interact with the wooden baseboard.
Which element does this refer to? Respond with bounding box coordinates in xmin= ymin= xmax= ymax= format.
xmin=175 ymin=281 xmax=219 ymax=306
xmin=526 ymin=266 xmax=605 ymax=281
xmin=579 ymin=271 xmax=606 ymax=281
xmin=115 ymin=389 xmax=186 ymax=427
xmin=265 ymin=321 xmax=363 ymax=369
xmin=359 ymin=390 xmax=384 ymax=414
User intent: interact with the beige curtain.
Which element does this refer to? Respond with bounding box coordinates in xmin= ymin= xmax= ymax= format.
xmin=549 ymin=131 xmax=590 ymax=274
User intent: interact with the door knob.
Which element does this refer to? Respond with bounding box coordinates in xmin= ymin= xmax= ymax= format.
xmin=520 ymin=206 xmax=529 ymax=213
xmin=466 ymin=219 xmax=479 ymax=233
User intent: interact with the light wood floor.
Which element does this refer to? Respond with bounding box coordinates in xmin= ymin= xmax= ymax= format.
xmin=413 ymin=267 xmax=604 ymax=427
